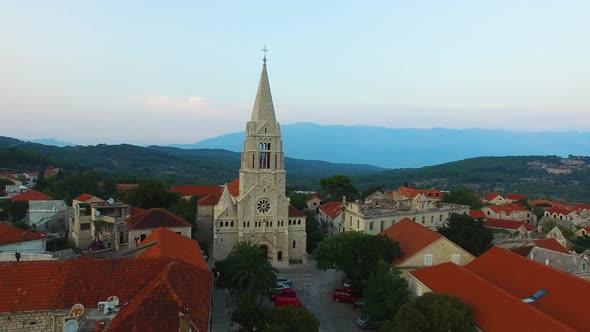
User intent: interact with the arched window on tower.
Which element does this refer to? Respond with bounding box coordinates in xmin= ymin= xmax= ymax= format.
xmin=259 ymin=142 xmax=271 ymax=169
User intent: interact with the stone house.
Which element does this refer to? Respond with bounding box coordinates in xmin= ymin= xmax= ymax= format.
xmin=0 ymin=223 xmax=46 ymax=254
xmin=379 ymin=218 xmax=474 ymax=277
xmin=307 ymin=192 xmax=325 ymax=212
xmin=505 ymin=193 xmax=528 ymax=203
xmin=482 ymin=192 xmax=506 ymax=205
xmin=126 ymin=208 xmax=192 ymax=248
xmin=481 ymin=203 xmax=535 ymax=223
xmin=484 ymin=218 xmax=536 ymax=238
xmin=317 ymin=202 xmax=343 ymax=235
xmin=544 ymin=207 xmax=588 ymax=227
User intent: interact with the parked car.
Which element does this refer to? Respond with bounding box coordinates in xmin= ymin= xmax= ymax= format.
xmin=270 ymin=287 xmax=297 ymax=301
xmin=353 ymin=298 xmax=364 ymax=311
xmin=356 ymin=315 xmax=383 ymax=330
xmin=276 ymin=277 xmax=293 ymax=287
xmin=342 ymin=276 xmax=351 ymax=289
xmin=275 ymin=282 xmax=290 ymax=290
xmin=275 ymin=295 xmax=301 ymax=308
xmin=332 ymin=288 xmax=361 ymax=303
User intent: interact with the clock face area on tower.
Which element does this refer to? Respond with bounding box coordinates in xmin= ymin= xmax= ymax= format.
xmin=256 ymin=198 xmax=271 ymax=214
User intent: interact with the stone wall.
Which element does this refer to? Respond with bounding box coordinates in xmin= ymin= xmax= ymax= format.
xmin=399 ymin=238 xmax=475 ymax=270
xmin=0 ymin=310 xmax=61 ymax=332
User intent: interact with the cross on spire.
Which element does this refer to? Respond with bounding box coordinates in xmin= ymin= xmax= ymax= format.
xmin=262 ymin=45 xmax=269 ymax=63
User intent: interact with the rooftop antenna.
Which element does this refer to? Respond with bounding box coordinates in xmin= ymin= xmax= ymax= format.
xmin=107 ymin=295 xmax=119 ymax=309
xmin=262 ymin=45 xmax=269 ymax=64
xmin=63 ymin=319 xmax=79 ymax=332
xmin=107 ymin=198 xmax=115 ymax=204
xmin=70 ymin=303 xmax=85 ymax=317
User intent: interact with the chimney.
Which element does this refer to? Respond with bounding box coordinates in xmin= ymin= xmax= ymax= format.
xmin=178 ymin=305 xmax=190 ymax=332
xmin=342 ymin=196 xmax=346 ymax=203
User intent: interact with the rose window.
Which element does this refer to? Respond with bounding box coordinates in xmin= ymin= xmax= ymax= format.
xmin=257 ymin=199 xmax=271 ymax=214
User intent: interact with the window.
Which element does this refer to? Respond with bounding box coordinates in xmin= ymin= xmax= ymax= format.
xmin=298 ymin=220 xmax=301 ymax=225
xmin=380 ymin=220 xmax=385 ymax=232
xmin=225 ymin=221 xmax=229 ymax=227
xmin=247 ymin=222 xmax=250 ymax=227
xmin=230 ymin=221 xmax=234 ymax=227
xmin=269 ymin=221 xmax=272 ymax=227
xmin=421 ymin=216 xmax=425 ymax=224
xmin=430 ymin=215 xmax=434 ymax=224
xmin=424 ymin=255 xmax=433 ymax=266
xmin=292 ymin=241 xmax=296 ymax=248
xmin=369 ymin=222 xmax=374 ymax=231
xmin=140 ymin=234 xmax=146 ymax=241
xmin=439 ymin=214 xmax=443 ymax=222
xmin=357 ymin=220 xmax=359 ymax=229
xmin=176 ymin=232 xmax=181 ymax=235
xmin=487 ymin=211 xmax=491 ymax=216
xmin=219 ymin=222 xmax=223 ymax=228
xmin=243 ymin=222 xmax=246 ymax=228
xmin=451 ymin=254 xmax=461 ymax=265
xmin=288 ymin=220 xmax=292 ymax=225
xmin=259 ymin=142 xmax=271 ymax=169
xmin=583 ymin=263 xmax=587 ymax=271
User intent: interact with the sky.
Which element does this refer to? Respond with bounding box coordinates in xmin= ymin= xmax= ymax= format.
xmin=1 ymin=1 xmax=589 ymax=145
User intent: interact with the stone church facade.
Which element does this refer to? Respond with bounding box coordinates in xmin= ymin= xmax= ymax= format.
xmin=205 ymin=59 xmax=307 ymax=264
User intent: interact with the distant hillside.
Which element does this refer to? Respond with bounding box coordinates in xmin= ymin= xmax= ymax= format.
xmin=29 ymin=138 xmax=75 ymax=147
xmin=354 ymin=155 xmax=590 ymax=203
xmin=174 ymin=123 xmax=590 ymax=168
xmin=0 ymin=137 xmax=384 ymax=186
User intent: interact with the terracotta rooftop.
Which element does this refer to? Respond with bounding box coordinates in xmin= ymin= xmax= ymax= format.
xmin=308 ymin=192 xmax=326 ymax=201
xmin=469 ymin=209 xmax=487 ymax=220
xmin=138 ymin=227 xmax=208 ymax=271
xmin=379 ymin=218 xmax=443 ymax=265
xmin=194 ymin=178 xmax=240 ymax=206
xmin=487 ymin=203 xmax=528 ymax=214
xmin=484 ymin=218 xmax=535 ymax=231
xmin=530 ymin=199 xmax=570 ymax=209
xmin=318 ymin=202 xmax=343 ymax=219
xmin=530 ymin=238 xmax=570 ymax=255
xmin=289 ymin=205 xmax=306 ymax=217
xmin=73 ymin=193 xmax=100 ymax=203
xmin=483 ymin=192 xmax=501 ymax=201
xmin=466 ymin=246 xmax=590 ymax=331
xmin=0 ymin=224 xmax=46 ymax=245
xmin=126 ymin=208 xmax=191 ymax=230
xmin=506 ymin=193 xmax=528 ymax=201
xmin=411 ymin=262 xmax=574 ymax=332
xmin=546 ymin=207 xmax=575 ymax=216
xmin=11 ymin=189 xmax=53 ymax=202
xmin=398 ymin=186 xmax=443 ymax=199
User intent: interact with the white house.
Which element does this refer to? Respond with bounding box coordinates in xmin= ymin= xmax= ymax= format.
xmin=0 ymin=224 xmax=46 ymax=254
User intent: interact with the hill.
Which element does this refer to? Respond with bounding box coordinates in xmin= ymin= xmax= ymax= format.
xmin=354 ymin=155 xmax=590 ymax=203
xmin=175 ymin=123 xmax=590 ymax=168
xmin=0 ymin=137 xmax=384 ymax=186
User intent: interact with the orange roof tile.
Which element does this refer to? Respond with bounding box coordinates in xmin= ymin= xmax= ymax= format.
xmin=0 ymin=224 xmax=46 ymax=245
xmin=487 ymin=203 xmax=528 ymax=214
xmin=130 ymin=206 xmax=146 ymax=217
xmin=11 ymin=189 xmax=53 ymax=202
xmin=484 ymin=218 xmax=535 ymax=231
xmin=227 ymin=178 xmax=239 ymax=197
xmin=531 ymin=238 xmax=570 ymax=255
xmin=398 ymin=186 xmax=444 ymax=199
xmin=483 ymin=192 xmax=501 ymax=201
xmin=466 ymin=247 xmax=590 ymax=331
xmin=308 ymin=192 xmax=326 ymax=201
xmin=73 ymin=193 xmax=98 ymax=202
xmin=411 ymin=263 xmax=574 ymax=332
xmin=169 ymin=185 xmax=221 ymax=197
xmin=572 ymin=204 xmax=590 ymax=211
xmin=289 ymin=205 xmax=306 ymax=217
xmin=127 ymin=208 xmax=191 ymax=230
xmin=379 ymin=218 xmax=442 ymax=264
xmin=115 ymin=183 xmax=138 ymax=192
xmin=546 ymin=207 xmax=575 ymax=216
xmin=530 ymin=199 xmax=570 ymax=209
xmin=469 ymin=209 xmax=487 ymax=220
xmin=318 ymin=202 xmax=343 ymax=219
xmin=506 ymin=193 xmax=528 ymax=201
xmin=138 ymin=227 xmax=208 ymax=271
xmin=197 ymin=189 xmax=223 ymax=206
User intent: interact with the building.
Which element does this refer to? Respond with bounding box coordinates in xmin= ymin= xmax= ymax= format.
xmin=307 ymin=193 xmax=326 ymax=212
xmin=410 ymin=246 xmax=590 ymax=331
xmin=481 ymin=203 xmax=534 ymax=223
xmin=27 ymin=200 xmax=68 ymax=232
xmin=482 ymin=192 xmax=506 ymax=205
xmin=379 ymin=218 xmax=474 ymax=276
xmin=483 ymin=218 xmax=535 ymax=238
xmin=317 ymin=202 xmax=343 ymax=235
xmin=0 ymin=224 xmax=46 ymax=254
xmin=544 ymin=207 xmax=588 ymax=227
xmin=388 ymin=186 xmax=444 ymax=202
xmin=126 ymin=208 xmax=192 ymax=247
xmin=0 ymin=236 xmax=211 ymax=332
xmin=341 ymin=193 xmax=469 ymax=234
xmin=505 ymin=193 xmax=528 ymax=203
xmin=200 ymin=58 xmax=307 ymax=265
xmin=10 ymin=189 xmax=53 ymax=202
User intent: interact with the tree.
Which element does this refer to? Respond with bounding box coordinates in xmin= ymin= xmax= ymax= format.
xmin=286 ymin=190 xmax=308 ymax=211
xmin=384 ymin=293 xmax=474 ymax=332
xmin=442 ymin=187 xmax=484 ymax=209
xmin=305 ymin=211 xmax=324 ymax=253
xmin=265 ymin=306 xmax=320 ymax=332
xmin=319 ymin=175 xmax=358 ymax=201
xmin=35 ymin=169 xmax=47 ymax=190
xmin=118 ymin=180 xmax=179 ymax=209
xmin=362 ymin=260 xmax=410 ymax=324
xmin=224 ymin=241 xmax=278 ymax=303
xmin=168 ymin=196 xmax=199 ymax=239
xmin=540 ymin=220 xmax=574 ymax=239
xmin=314 ymin=232 xmax=402 ymax=290
xmin=437 ymin=213 xmax=493 ymax=256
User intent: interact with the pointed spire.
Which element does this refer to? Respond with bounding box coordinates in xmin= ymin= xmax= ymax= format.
xmin=250 ymin=59 xmax=277 ymax=122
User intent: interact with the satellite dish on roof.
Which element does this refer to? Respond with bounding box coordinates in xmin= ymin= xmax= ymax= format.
xmin=63 ymin=319 xmax=79 ymax=332
xmin=95 ymin=210 xmax=101 ymax=217
xmin=107 ymin=295 xmax=119 ymax=309
xmin=107 ymin=198 xmax=115 ymax=204
xmin=70 ymin=303 xmax=85 ymax=317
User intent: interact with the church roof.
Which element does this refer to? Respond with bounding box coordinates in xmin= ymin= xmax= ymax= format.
xmin=289 ymin=205 xmax=306 ymax=217
xmin=250 ymin=61 xmax=276 ymax=122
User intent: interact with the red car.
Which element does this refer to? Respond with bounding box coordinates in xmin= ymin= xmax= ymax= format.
xmin=275 ymin=295 xmax=301 ymax=308
xmin=270 ymin=287 xmax=297 ymax=301
xmin=332 ymin=288 xmax=361 ymax=303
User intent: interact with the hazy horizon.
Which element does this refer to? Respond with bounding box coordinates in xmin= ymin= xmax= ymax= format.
xmin=2 ymin=1 xmax=589 ymax=145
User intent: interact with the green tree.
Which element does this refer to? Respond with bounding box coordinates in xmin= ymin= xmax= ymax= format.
xmin=35 ymin=169 xmax=47 ymax=190
xmin=437 ymin=213 xmax=493 ymax=256
xmin=224 ymin=241 xmax=278 ymax=303
xmin=442 ymin=187 xmax=484 ymax=209
xmin=384 ymin=293 xmax=474 ymax=332
xmin=0 ymin=178 xmax=14 ymax=196
xmin=314 ymin=232 xmax=402 ymax=290
xmin=118 ymin=180 xmax=179 ymax=209
xmin=540 ymin=220 xmax=574 ymax=239
xmin=265 ymin=306 xmax=320 ymax=332
xmin=305 ymin=211 xmax=324 ymax=253
xmin=319 ymin=175 xmax=358 ymax=201
xmin=169 ymin=196 xmax=199 ymax=238
xmin=286 ymin=190 xmax=308 ymax=211
xmin=362 ymin=260 xmax=410 ymax=325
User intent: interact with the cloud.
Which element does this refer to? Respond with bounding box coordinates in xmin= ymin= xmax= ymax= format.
xmin=133 ymin=93 xmax=207 ymax=111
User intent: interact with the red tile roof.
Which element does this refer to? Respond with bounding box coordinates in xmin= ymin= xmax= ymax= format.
xmin=127 ymin=208 xmax=191 ymax=230
xmin=130 ymin=206 xmax=146 ymax=217
xmin=194 ymin=179 xmax=240 ymax=206
xmin=572 ymin=204 xmax=590 ymax=211
xmin=318 ymin=202 xmax=343 ymax=219
xmin=483 ymin=192 xmax=501 ymax=202
xmin=10 ymin=189 xmax=53 ymax=202
xmin=289 ymin=205 xmax=306 ymax=217
xmin=469 ymin=209 xmax=487 ymax=220
xmin=227 ymin=178 xmax=240 ymax=197
xmin=487 ymin=203 xmax=528 ymax=214
xmin=531 ymin=238 xmax=570 ymax=255
xmin=398 ymin=186 xmax=444 ymax=199
xmin=0 ymin=224 xmax=46 ymax=245
xmin=115 ymin=183 xmax=138 ymax=192
xmin=530 ymin=199 xmax=570 ymax=209
xmin=107 ymin=261 xmax=211 ymax=332
xmin=484 ymin=218 xmax=535 ymax=231
xmin=379 ymin=218 xmax=442 ymax=265
xmin=169 ymin=185 xmax=221 ymax=197
xmin=411 ymin=262 xmax=574 ymax=332
xmin=466 ymin=246 xmax=590 ymax=331
xmin=308 ymin=192 xmax=326 ymax=201
xmin=506 ymin=193 xmax=528 ymax=201
xmin=138 ymin=227 xmax=208 ymax=271
xmin=546 ymin=207 xmax=574 ymax=216
xmin=73 ymin=193 xmax=98 ymax=202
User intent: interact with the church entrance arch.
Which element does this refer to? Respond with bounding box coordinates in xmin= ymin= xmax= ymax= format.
xmin=259 ymin=245 xmax=269 ymax=260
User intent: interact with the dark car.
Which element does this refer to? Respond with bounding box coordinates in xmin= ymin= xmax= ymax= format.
xmin=270 ymin=287 xmax=297 ymax=301
xmin=356 ymin=315 xmax=384 ymax=330
xmin=332 ymin=288 xmax=361 ymax=303
xmin=276 ymin=277 xmax=293 ymax=287
xmin=353 ymin=298 xmax=364 ymax=311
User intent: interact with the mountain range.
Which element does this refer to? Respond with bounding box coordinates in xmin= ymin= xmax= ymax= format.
xmin=171 ymin=123 xmax=590 ymax=168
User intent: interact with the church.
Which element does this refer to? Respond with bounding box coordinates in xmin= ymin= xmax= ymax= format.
xmin=191 ymin=57 xmax=307 ymax=265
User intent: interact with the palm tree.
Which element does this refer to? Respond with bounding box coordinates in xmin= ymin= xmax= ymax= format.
xmin=225 ymin=241 xmax=278 ymax=303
